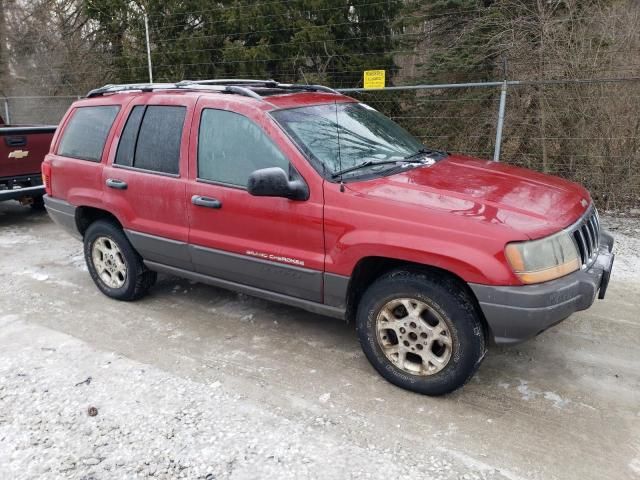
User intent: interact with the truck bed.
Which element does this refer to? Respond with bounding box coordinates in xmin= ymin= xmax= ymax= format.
xmin=1 ymin=123 xmax=57 ymax=202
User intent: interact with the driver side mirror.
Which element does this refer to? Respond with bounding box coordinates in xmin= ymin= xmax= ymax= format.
xmin=247 ymin=167 xmax=309 ymax=201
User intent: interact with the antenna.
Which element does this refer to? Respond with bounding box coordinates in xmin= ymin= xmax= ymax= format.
xmin=334 ymin=100 xmax=344 ymax=191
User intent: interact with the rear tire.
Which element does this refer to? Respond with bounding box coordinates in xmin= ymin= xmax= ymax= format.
xmin=83 ymin=220 xmax=156 ymax=301
xmin=356 ymin=269 xmax=486 ymax=396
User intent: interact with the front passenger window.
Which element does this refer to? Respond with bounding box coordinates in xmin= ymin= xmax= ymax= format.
xmin=198 ymin=109 xmax=289 ymax=187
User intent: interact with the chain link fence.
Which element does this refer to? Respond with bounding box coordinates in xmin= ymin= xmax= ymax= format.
xmin=1 ymin=96 xmax=78 ymax=125
xmin=345 ymin=78 xmax=640 ymax=210
xmin=3 ymin=77 xmax=639 ymax=210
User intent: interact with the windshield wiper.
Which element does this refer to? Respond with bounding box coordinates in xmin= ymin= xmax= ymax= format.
xmin=331 ymin=148 xmax=446 ymax=179
xmin=331 ymin=159 xmax=406 ymax=179
xmin=403 ymin=147 xmax=444 ymax=161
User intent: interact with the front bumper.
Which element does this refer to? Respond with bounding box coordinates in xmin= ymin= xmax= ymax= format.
xmin=470 ymin=231 xmax=615 ymax=345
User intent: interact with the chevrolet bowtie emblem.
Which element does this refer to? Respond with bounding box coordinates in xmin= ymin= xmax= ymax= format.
xmin=8 ymin=150 xmax=29 ymax=159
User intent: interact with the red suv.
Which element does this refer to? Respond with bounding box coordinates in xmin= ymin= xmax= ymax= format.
xmin=43 ymin=80 xmax=614 ymax=395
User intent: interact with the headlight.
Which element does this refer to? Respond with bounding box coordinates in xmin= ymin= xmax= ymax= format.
xmin=505 ymin=231 xmax=580 ymax=284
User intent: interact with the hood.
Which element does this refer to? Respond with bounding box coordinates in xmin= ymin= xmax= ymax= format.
xmin=345 ymin=154 xmax=591 ymax=239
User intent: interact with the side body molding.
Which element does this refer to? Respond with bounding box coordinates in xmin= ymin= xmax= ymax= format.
xmin=125 ymin=229 xmax=351 ymax=318
xmin=125 ymin=230 xmax=192 ymax=271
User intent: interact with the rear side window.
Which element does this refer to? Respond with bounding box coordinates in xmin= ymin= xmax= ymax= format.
xmin=115 ymin=105 xmax=185 ymax=175
xmin=198 ymin=109 xmax=288 ymax=187
xmin=114 ymin=106 xmax=144 ymax=168
xmin=58 ymin=106 xmax=120 ymax=162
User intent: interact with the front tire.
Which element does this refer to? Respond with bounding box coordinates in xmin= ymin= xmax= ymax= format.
xmin=83 ymin=220 xmax=156 ymax=301
xmin=356 ymin=270 xmax=486 ymax=396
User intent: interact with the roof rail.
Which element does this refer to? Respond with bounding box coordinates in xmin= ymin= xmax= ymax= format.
xmin=179 ymin=79 xmax=339 ymax=94
xmin=224 ymin=85 xmax=263 ymax=100
xmin=85 ymin=82 xmax=265 ymax=101
xmin=86 ymin=79 xmax=339 ymax=99
xmin=86 ymin=83 xmax=175 ymax=98
xmin=179 ymin=79 xmax=278 ymax=86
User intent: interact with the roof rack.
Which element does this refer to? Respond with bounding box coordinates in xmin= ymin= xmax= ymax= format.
xmin=86 ymin=83 xmax=170 ymax=98
xmin=181 ymin=79 xmax=339 ymax=94
xmin=85 ymin=82 xmax=261 ymax=100
xmin=179 ymin=79 xmax=278 ymax=86
xmin=86 ymin=79 xmax=339 ymax=99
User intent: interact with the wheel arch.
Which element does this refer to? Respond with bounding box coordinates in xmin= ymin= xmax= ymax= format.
xmin=75 ymin=206 xmax=123 ymax=237
xmin=344 ymin=256 xmax=492 ymax=342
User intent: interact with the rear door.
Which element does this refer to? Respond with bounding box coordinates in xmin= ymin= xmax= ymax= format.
xmin=102 ymin=94 xmax=194 ymax=270
xmin=186 ymin=99 xmax=325 ymax=302
xmin=49 ymin=101 xmax=122 ymax=205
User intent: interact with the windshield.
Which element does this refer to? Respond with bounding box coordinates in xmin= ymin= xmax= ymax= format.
xmin=271 ymin=103 xmax=443 ymax=179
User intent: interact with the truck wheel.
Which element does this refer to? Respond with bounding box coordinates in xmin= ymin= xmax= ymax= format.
xmin=30 ymin=195 xmax=45 ymax=210
xmin=356 ymin=270 xmax=486 ymax=396
xmin=83 ymin=220 xmax=156 ymax=301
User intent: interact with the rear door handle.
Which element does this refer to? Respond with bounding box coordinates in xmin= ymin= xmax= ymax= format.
xmin=106 ymin=178 xmax=128 ymax=190
xmin=191 ymin=195 xmax=222 ymax=209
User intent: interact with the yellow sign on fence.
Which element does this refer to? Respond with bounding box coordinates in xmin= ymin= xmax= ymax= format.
xmin=363 ymin=70 xmax=385 ymax=89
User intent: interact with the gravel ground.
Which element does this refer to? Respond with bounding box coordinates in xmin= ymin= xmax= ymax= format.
xmin=1 ymin=204 xmax=639 ymax=480
xmin=1 ymin=319 xmax=504 ymax=480
xmin=600 ymin=214 xmax=640 ymax=280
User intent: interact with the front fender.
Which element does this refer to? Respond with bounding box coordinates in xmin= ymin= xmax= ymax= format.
xmin=326 ymin=229 xmax=520 ymax=286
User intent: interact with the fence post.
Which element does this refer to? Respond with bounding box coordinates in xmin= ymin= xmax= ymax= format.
xmin=493 ymin=80 xmax=508 ymax=161
xmin=2 ymin=97 xmax=9 ymax=124
xmin=144 ymin=13 xmax=153 ymax=83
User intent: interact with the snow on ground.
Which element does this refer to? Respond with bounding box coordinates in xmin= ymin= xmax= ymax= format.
xmin=1 ymin=206 xmax=639 ymax=480
xmin=600 ymin=214 xmax=640 ymax=282
xmin=0 ymin=318 xmax=506 ymax=480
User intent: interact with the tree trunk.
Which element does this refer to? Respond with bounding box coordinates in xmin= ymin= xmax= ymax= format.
xmin=538 ymin=19 xmax=549 ymax=174
xmin=0 ymin=0 xmax=8 ymax=96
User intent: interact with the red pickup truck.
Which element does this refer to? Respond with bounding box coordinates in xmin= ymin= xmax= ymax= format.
xmin=1 ymin=115 xmax=57 ymax=208
xmin=42 ymin=80 xmax=615 ymax=395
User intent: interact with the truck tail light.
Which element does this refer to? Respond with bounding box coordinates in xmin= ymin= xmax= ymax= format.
xmin=42 ymin=161 xmax=52 ymax=196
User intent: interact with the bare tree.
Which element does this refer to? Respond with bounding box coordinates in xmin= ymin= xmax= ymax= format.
xmin=0 ymin=0 xmax=8 ymax=97
xmin=2 ymin=0 xmax=111 ymax=122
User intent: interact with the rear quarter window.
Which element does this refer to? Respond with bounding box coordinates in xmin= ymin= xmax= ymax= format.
xmin=57 ymin=106 xmax=120 ymax=162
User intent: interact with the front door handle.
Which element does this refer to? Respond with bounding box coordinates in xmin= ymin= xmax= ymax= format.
xmin=106 ymin=178 xmax=128 ymax=190
xmin=191 ymin=195 xmax=222 ymax=209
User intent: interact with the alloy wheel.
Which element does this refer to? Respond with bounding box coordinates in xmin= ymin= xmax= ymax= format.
xmin=91 ymin=236 xmax=127 ymax=289
xmin=376 ymin=297 xmax=453 ymax=375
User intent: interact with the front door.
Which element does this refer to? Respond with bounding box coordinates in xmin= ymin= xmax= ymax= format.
xmin=186 ymin=101 xmax=325 ymax=302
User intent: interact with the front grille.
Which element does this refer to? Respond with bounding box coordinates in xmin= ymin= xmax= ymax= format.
xmin=570 ymin=207 xmax=600 ymax=268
